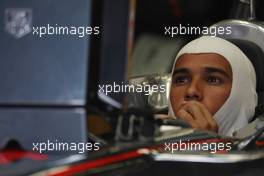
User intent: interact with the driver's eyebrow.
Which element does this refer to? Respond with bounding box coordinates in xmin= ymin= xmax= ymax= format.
xmin=204 ymin=67 xmax=231 ymax=79
xmin=172 ymin=68 xmax=190 ymax=76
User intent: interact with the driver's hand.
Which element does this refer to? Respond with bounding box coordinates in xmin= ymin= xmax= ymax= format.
xmin=176 ymin=101 xmax=218 ymax=132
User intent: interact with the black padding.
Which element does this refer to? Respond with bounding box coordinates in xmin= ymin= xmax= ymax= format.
xmin=227 ymin=39 xmax=264 ymax=119
xmin=228 ymin=39 xmax=264 ymax=94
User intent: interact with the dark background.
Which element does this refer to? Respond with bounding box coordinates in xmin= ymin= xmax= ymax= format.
xmin=135 ymin=0 xmax=264 ymax=38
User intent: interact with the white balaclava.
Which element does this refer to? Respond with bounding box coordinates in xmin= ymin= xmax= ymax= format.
xmin=168 ymin=36 xmax=257 ymax=137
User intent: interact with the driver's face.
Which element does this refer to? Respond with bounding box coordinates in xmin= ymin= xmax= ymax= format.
xmin=170 ymin=53 xmax=232 ymax=116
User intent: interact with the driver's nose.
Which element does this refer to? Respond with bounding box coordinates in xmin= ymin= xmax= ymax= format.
xmin=184 ymin=78 xmax=202 ymax=101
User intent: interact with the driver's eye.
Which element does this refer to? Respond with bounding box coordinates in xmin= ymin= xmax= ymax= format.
xmin=173 ymin=75 xmax=190 ymax=85
xmin=207 ymin=76 xmax=222 ymax=85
